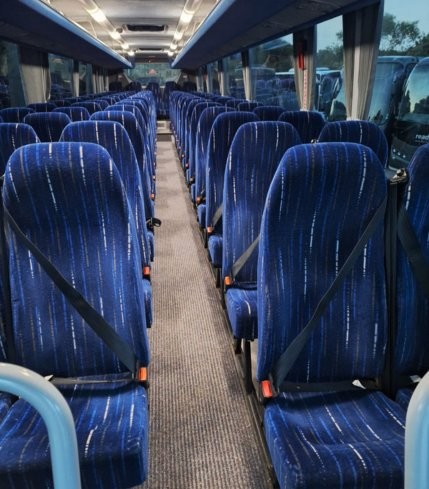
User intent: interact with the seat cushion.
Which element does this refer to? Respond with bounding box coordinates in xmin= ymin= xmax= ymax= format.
xmin=225 ymin=288 xmax=258 ymax=340
xmin=396 ymin=387 xmax=414 ymax=411
xmin=265 ymin=390 xmax=405 ymax=489
xmin=142 ymin=279 xmax=153 ymax=327
xmin=208 ymin=235 xmax=223 ymax=267
xmin=197 ymin=204 xmax=206 ymax=229
xmin=0 ymin=377 xmax=149 ymax=489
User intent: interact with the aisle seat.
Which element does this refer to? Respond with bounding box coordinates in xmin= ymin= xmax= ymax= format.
xmin=23 ymin=112 xmax=71 ymax=142
xmin=278 ymin=110 xmax=325 ymax=143
xmin=0 ymin=123 xmax=40 ymax=172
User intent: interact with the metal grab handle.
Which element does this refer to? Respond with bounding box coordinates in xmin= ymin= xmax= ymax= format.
xmin=0 ymin=362 xmax=82 ymax=489
xmin=405 ymin=371 xmax=429 ymax=489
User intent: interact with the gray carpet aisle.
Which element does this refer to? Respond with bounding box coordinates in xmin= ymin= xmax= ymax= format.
xmin=141 ymin=138 xmax=272 ymax=489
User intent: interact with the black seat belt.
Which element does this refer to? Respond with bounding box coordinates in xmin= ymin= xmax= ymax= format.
xmin=3 ymin=205 xmax=145 ymax=382
xmin=271 ymin=195 xmax=387 ymax=391
xmin=397 ymin=206 xmax=429 ymax=299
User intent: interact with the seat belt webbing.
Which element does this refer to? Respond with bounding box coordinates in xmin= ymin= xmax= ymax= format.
xmin=232 ymin=235 xmax=260 ymax=281
xmin=397 ymin=206 xmax=429 ymax=300
xmin=4 ymin=206 xmax=139 ymax=376
xmin=272 ymin=196 xmax=387 ymax=391
xmin=211 ymin=203 xmax=223 ymax=229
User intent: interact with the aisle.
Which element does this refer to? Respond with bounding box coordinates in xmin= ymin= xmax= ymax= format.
xmin=142 ymin=138 xmax=271 ymax=489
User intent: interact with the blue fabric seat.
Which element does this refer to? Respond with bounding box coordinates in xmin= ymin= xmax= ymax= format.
xmin=0 ymin=123 xmax=40 ymax=173
xmin=27 ymin=102 xmax=56 ymax=112
xmin=194 ymin=107 xmax=231 ymax=224
xmin=257 ymin=142 xmax=404 ymax=488
xmin=237 ymin=101 xmax=260 ymax=111
xmin=278 ymin=110 xmax=325 ymax=143
xmin=394 ymin=144 xmax=429 ymax=410
xmin=222 ymin=121 xmax=301 ymax=341
xmin=0 ymin=107 xmax=34 ymax=123
xmin=60 ymin=121 xmax=153 ymax=324
xmin=253 ymin=105 xmax=285 ymax=121
xmin=205 ymin=111 xmax=259 ymax=270
xmin=318 ymin=120 xmax=389 ymax=167
xmin=1 ymin=142 xmax=150 ymax=488
xmin=53 ymin=106 xmax=91 ymax=121
xmin=90 ymin=110 xmax=154 ymax=222
xmin=23 ymin=112 xmax=71 ymax=142
xmin=71 ymin=101 xmax=103 ymax=114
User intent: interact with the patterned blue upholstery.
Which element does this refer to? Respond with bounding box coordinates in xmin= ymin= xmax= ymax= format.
xmin=23 ymin=112 xmax=71 ymax=142
xmin=278 ymin=110 xmax=325 ymax=143
xmin=257 ymin=142 xmax=404 ymax=488
xmin=1 ymin=141 xmax=150 ymax=487
xmin=225 ymin=99 xmax=246 ymax=108
xmin=0 ymin=123 xmax=40 ymax=173
xmin=0 ymin=107 xmax=34 ymax=123
xmin=224 ymin=288 xmax=258 ymax=341
xmin=90 ymin=110 xmax=154 ymax=220
xmin=71 ymin=101 xmax=102 ymax=114
xmin=206 ymin=111 xmax=259 ymax=267
xmin=60 ymin=120 xmax=154 ymax=292
xmin=394 ymin=144 xmax=429 ymax=407
xmin=222 ymin=121 xmax=301 ymax=340
xmin=187 ymin=102 xmax=219 ymax=184
xmin=318 ymin=120 xmax=388 ymax=167
xmin=237 ymin=101 xmax=260 ymax=111
xmin=194 ymin=107 xmax=231 ymax=206
xmin=53 ymin=106 xmax=91 ymax=121
xmin=181 ymin=98 xmax=204 ymax=169
xmin=253 ymin=105 xmax=285 ymax=121
xmin=27 ymin=102 xmax=56 ymax=112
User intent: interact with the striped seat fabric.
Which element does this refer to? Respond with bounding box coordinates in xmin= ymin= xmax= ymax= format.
xmin=0 ymin=123 xmax=40 ymax=172
xmin=257 ymin=142 xmax=405 ymax=488
xmin=23 ymin=112 xmax=71 ymax=142
xmin=394 ymin=144 xmax=429 ymax=409
xmin=278 ymin=110 xmax=325 ymax=143
xmin=71 ymin=101 xmax=103 ymax=114
xmin=318 ymin=120 xmax=389 ymax=167
xmin=60 ymin=120 xmax=153 ymax=325
xmin=222 ymin=121 xmax=301 ymax=342
xmin=206 ymin=111 xmax=259 ymax=271
xmin=0 ymin=107 xmax=34 ymax=123
xmin=253 ymin=105 xmax=285 ymax=121
xmin=0 ymin=142 xmax=150 ymax=488
xmin=27 ymin=102 xmax=56 ymax=112
xmin=237 ymin=101 xmax=260 ymax=111
xmin=53 ymin=106 xmax=91 ymax=121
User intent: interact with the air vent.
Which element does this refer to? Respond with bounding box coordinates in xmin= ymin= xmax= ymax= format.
xmin=126 ymin=24 xmax=166 ymax=32
xmin=137 ymin=47 xmax=163 ymax=51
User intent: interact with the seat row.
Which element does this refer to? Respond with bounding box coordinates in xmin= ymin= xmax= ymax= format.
xmin=0 ymin=90 xmax=159 ymax=488
xmin=169 ymin=90 xmax=429 ymax=488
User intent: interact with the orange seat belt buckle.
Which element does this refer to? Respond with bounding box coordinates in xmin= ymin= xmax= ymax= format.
xmin=143 ymin=266 xmax=151 ymax=280
xmin=224 ymin=276 xmax=232 ymax=287
xmin=196 ymin=196 xmax=202 ymax=205
xmin=261 ymin=380 xmax=274 ymax=400
xmin=137 ymin=367 xmax=149 ymax=387
xmin=207 ymin=226 xmax=213 ymax=234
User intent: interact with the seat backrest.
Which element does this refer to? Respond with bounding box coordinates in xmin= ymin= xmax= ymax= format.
xmin=225 ymin=99 xmax=247 ymax=108
xmin=60 ymin=121 xmax=151 ymax=267
xmin=23 ymin=112 xmax=71 ymax=142
xmin=53 ymin=106 xmax=91 ymax=121
xmin=394 ymin=144 xmax=429 ymax=379
xmin=253 ymin=105 xmax=285 ymax=121
xmin=187 ymin=101 xmax=220 ymax=179
xmin=27 ymin=102 xmax=56 ymax=112
xmin=0 ymin=107 xmax=34 ymax=122
xmin=222 ymin=121 xmax=301 ymax=284
xmin=318 ymin=120 xmax=389 ymax=167
xmin=194 ymin=106 xmax=232 ymax=202
xmin=237 ymin=101 xmax=260 ymax=111
xmin=205 ymin=111 xmax=259 ymax=231
xmin=71 ymin=101 xmax=102 ymax=114
xmin=0 ymin=123 xmax=40 ymax=172
xmin=90 ymin=110 xmax=153 ymax=216
xmin=278 ymin=110 xmax=326 ymax=143
xmin=257 ymin=142 xmax=387 ymax=383
xmin=3 ymin=142 xmax=149 ymax=376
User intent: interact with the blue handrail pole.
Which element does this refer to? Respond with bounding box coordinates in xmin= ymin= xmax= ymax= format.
xmin=0 ymin=362 xmax=82 ymax=489
xmin=405 ymin=371 xmax=429 ymax=489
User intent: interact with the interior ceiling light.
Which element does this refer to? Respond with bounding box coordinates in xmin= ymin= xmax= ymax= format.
xmin=173 ymin=31 xmax=183 ymax=41
xmin=180 ymin=8 xmax=194 ymax=25
xmin=88 ymin=6 xmax=107 ymax=24
xmin=122 ymin=42 xmax=129 ymax=50
xmin=170 ymin=42 xmax=178 ymax=50
xmin=110 ymin=30 xmax=121 ymax=40
xmin=128 ymin=50 xmax=135 ymax=56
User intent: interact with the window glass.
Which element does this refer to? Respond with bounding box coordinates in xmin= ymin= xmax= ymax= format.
xmin=223 ymin=52 xmax=243 ymax=98
xmin=209 ymin=63 xmax=220 ymax=94
xmin=126 ymin=62 xmax=180 ymax=88
xmin=0 ymin=40 xmax=26 ymax=107
xmin=249 ymin=35 xmax=298 ymax=108
xmin=49 ymin=54 xmax=72 ymax=100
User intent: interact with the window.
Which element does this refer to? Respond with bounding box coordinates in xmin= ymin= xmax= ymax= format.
xmin=126 ymin=62 xmax=180 ymax=88
xmin=223 ymin=52 xmax=243 ymax=98
xmin=49 ymin=54 xmax=73 ymax=100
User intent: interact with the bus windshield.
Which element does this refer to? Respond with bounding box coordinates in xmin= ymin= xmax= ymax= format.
xmin=398 ymin=62 xmax=429 ymax=124
xmin=125 ymin=62 xmax=180 ymax=88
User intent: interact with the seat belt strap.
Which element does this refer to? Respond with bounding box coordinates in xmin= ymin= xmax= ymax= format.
xmin=4 ymin=206 xmax=140 ymax=377
xmin=211 ymin=203 xmax=223 ymax=229
xmin=272 ymin=195 xmax=387 ymax=391
xmin=232 ymin=235 xmax=260 ymax=281
xmin=397 ymin=206 xmax=429 ymax=300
